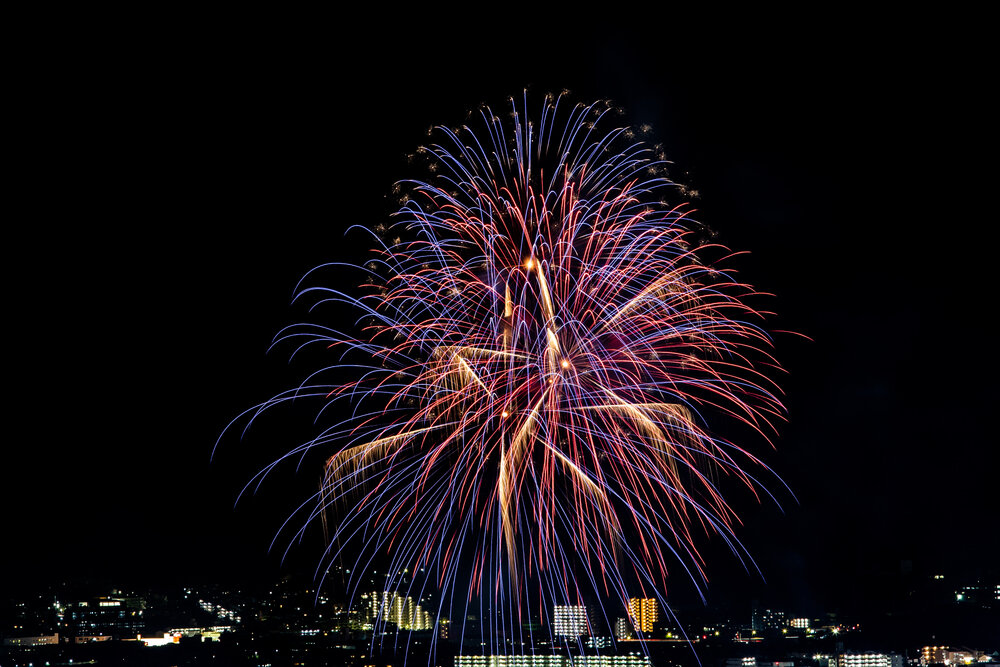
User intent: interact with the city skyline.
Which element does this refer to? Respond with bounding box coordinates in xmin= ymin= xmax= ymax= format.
xmin=4 ymin=8 xmax=996 ymax=633
xmin=3 ymin=572 xmax=997 ymax=665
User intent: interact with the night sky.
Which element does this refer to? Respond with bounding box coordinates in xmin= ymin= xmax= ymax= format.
xmin=6 ymin=11 xmax=996 ymax=620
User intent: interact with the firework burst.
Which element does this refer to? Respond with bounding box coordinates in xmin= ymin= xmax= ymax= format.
xmin=221 ymin=92 xmax=786 ymax=653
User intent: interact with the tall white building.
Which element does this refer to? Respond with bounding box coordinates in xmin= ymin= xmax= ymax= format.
xmin=455 ymin=656 xmax=651 ymax=667
xmin=552 ymin=604 xmax=589 ymax=638
xmin=839 ymin=653 xmax=904 ymax=667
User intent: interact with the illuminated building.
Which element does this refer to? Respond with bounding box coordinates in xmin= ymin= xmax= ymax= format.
xmin=953 ymin=582 xmax=999 ymax=607
xmin=552 ymin=604 xmax=589 ymax=638
xmin=627 ymin=597 xmax=659 ymax=633
xmin=751 ymin=607 xmax=786 ymax=632
xmin=65 ymin=596 xmax=146 ymax=638
xmin=139 ymin=632 xmax=181 ymax=647
xmin=455 ymin=656 xmax=652 ymax=667
xmin=167 ymin=626 xmax=233 ymax=642
xmin=586 ymin=634 xmax=612 ymax=649
xmin=839 ymin=652 xmax=904 ymax=667
xmin=363 ymin=591 xmax=435 ymax=631
xmin=196 ymin=597 xmax=240 ymax=623
xmin=921 ymin=647 xmax=986 ymax=666
xmin=924 ymin=647 xmax=948 ymax=665
xmin=790 ymin=617 xmax=810 ymax=629
xmin=3 ymin=634 xmax=59 ymax=647
xmin=615 ymin=616 xmax=633 ymax=640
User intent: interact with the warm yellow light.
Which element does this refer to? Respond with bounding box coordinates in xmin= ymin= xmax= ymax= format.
xmin=560 ymin=359 xmax=569 ymax=369
xmin=525 ymin=258 xmax=534 ymax=270
xmin=501 ymin=411 xmax=509 ymax=418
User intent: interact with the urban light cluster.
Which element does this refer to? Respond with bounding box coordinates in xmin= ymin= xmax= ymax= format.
xmin=626 ymin=598 xmax=659 ymax=634
xmin=360 ymin=591 xmax=435 ymax=632
xmin=921 ymin=647 xmax=994 ymax=666
xmin=838 ymin=652 xmax=905 ymax=667
xmin=552 ymin=605 xmax=589 ymax=639
xmin=455 ymin=656 xmax=652 ymax=667
xmin=3 ymin=575 xmax=998 ymax=666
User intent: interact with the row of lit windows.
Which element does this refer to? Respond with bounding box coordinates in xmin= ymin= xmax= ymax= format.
xmin=552 ymin=605 xmax=589 ymax=637
xmin=454 ymin=657 xmax=652 ymax=667
xmin=838 ymin=654 xmax=899 ymax=667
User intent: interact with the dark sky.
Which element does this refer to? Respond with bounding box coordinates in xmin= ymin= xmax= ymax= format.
xmin=6 ymin=11 xmax=997 ymax=617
